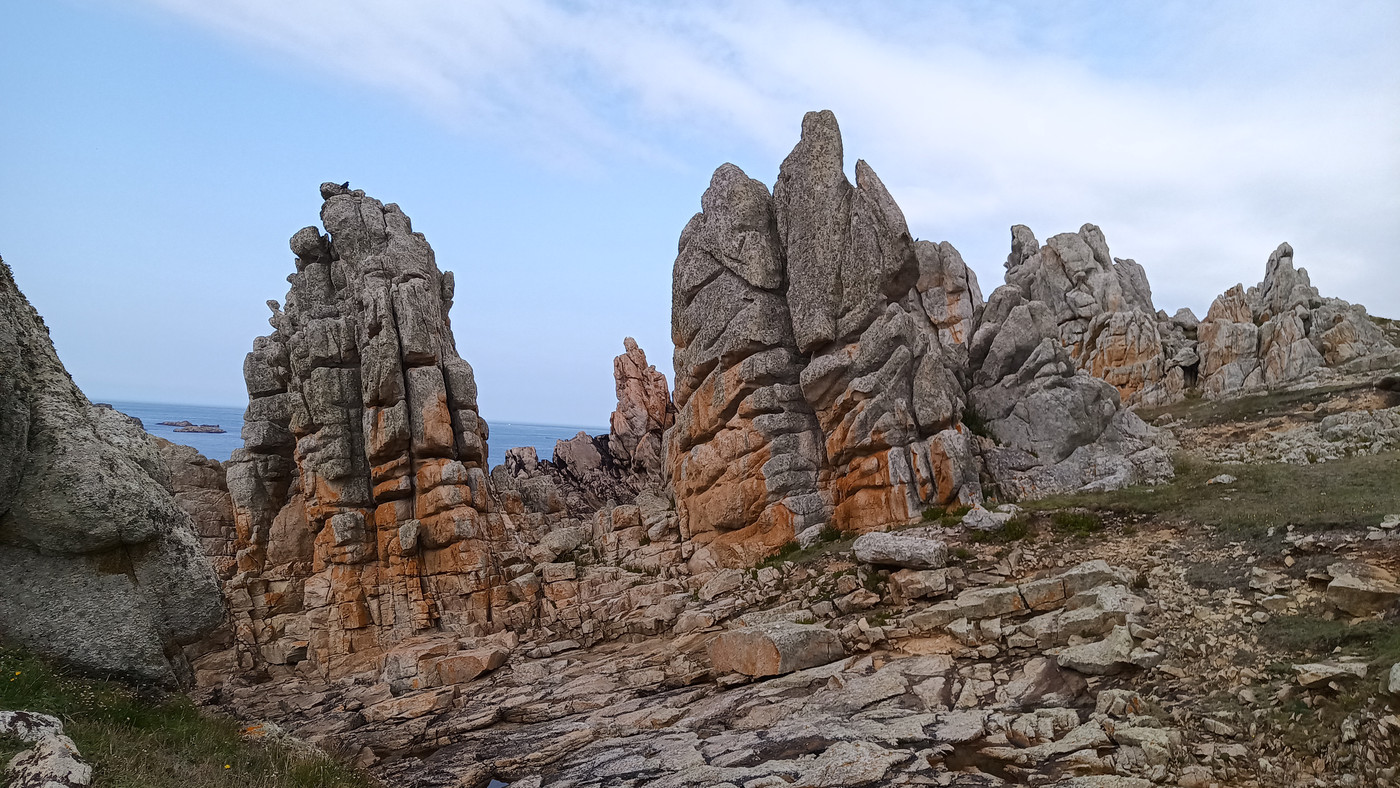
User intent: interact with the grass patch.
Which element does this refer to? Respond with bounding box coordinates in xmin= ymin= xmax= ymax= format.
xmin=1023 ymin=452 xmax=1400 ymax=538
xmin=968 ymin=516 xmax=1031 ymax=544
xmin=755 ymin=526 xmax=850 ymax=569
xmin=1258 ymin=616 xmax=1400 ymax=666
xmin=1049 ymin=510 xmax=1103 ymax=538
xmin=0 ymin=647 xmax=375 ymax=788
xmin=1136 ymin=383 xmax=1362 ymax=429
xmin=921 ymin=505 xmax=973 ymax=528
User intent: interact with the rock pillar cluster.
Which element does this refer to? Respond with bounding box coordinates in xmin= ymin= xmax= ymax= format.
xmin=607 ymin=337 xmax=675 ymax=478
xmin=667 ymin=112 xmax=1193 ymax=562
xmin=225 ymin=183 xmax=503 ymax=678
xmin=1197 ymin=243 xmax=1397 ymax=398
xmin=668 ymin=112 xmax=982 ymax=567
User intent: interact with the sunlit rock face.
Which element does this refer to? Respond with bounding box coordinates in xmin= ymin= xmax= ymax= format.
xmin=607 ymin=337 xmax=676 ymax=480
xmin=226 ymin=182 xmax=503 ymax=678
xmin=1199 ymin=242 xmax=1397 ymax=398
xmin=669 ymin=112 xmax=980 ymax=569
xmin=668 ymin=113 xmax=1186 ymax=564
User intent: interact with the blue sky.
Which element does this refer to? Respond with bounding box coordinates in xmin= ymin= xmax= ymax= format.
xmin=2 ymin=1 xmax=1396 ymax=425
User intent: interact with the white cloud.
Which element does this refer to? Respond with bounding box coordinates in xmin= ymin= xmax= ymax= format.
xmin=132 ymin=0 xmax=1400 ymax=316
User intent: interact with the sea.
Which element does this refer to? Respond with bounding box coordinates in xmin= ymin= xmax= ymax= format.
xmin=103 ymin=400 xmax=604 ymax=469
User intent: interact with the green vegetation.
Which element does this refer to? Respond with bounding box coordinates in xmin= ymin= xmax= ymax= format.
xmin=755 ymin=526 xmax=850 ymax=570
xmin=862 ymin=570 xmax=887 ymax=594
xmin=1136 ymin=383 xmax=1363 ymax=429
xmin=968 ymin=516 xmax=1031 ymax=544
xmin=919 ymin=505 xmax=973 ymax=528
xmin=0 ymin=647 xmax=374 ymax=788
xmin=1255 ymin=614 xmax=1400 ymax=755
xmin=961 ymin=409 xmax=991 ymax=439
xmin=1049 ymin=510 xmax=1103 ymax=538
xmin=1024 ymin=452 xmax=1400 ymax=538
xmin=1258 ymin=615 xmax=1400 ymax=667
xmin=948 ymin=546 xmax=974 ymax=564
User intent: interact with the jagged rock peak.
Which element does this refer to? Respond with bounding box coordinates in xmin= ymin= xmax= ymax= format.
xmin=608 ymin=337 xmax=675 ymax=478
xmin=1198 ymin=241 xmax=1395 ymax=398
xmin=225 ymin=185 xmax=499 ymax=678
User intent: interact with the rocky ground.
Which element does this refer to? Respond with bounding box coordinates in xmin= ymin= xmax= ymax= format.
xmin=199 ymin=399 xmax=1400 ymax=787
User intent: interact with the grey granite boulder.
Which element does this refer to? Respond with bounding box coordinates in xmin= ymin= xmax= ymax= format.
xmin=0 ymin=711 xmax=91 ymax=787
xmin=0 ymin=259 xmax=223 ymax=685
xmin=852 ymin=532 xmax=948 ymax=569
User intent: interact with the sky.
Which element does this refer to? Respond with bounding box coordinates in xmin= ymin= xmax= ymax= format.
xmin=2 ymin=1 xmax=1397 ymax=425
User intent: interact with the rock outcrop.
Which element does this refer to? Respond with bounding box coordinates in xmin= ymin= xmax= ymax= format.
xmin=607 ymin=337 xmax=675 ymax=479
xmin=0 ymin=259 xmax=224 ymax=685
xmin=990 ymin=224 xmax=1192 ymax=407
xmin=222 ymin=183 xmax=503 ymax=679
xmin=0 ymin=711 xmax=91 ymax=788
xmin=668 ymin=112 xmax=1173 ymax=561
xmin=669 ymin=113 xmax=980 ymax=568
xmin=211 ymin=186 xmax=692 ymax=683
xmin=1198 ymin=243 xmax=1397 ymax=398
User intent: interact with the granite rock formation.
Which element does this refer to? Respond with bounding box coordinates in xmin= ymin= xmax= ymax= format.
xmin=991 ymin=224 xmax=1192 ymax=407
xmin=0 ymin=259 xmax=224 ymax=685
xmin=967 ymin=226 xmax=1176 ymax=500
xmin=1198 ymin=243 xmax=1397 ymax=398
xmin=223 ymin=183 xmax=501 ymax=679
xmin=212 ymin=186 xmax=690 ymax=684
xmin=607 ymin=337 xmax=675 ymax=479
xmin=668 ymin=112 xmax=1171 ymax=563
xmin=669 ymin=114 xmax=981 ymax=569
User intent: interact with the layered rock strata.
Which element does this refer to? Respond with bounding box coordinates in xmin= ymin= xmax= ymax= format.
xmin=0 ymin=259 xmax=224 ymax=685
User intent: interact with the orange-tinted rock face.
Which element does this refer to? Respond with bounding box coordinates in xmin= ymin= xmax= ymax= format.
xmin=607 ymin=338 xmax=676 ymax=479
xmin=669 ymin=114 xmax=979 ymax=565
xmin=223 ymin=183 xmax=501 ymax=680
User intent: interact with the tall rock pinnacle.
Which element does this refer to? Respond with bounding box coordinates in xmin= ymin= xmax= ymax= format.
xmin=227 ymin=183 xmax=500 ymax=676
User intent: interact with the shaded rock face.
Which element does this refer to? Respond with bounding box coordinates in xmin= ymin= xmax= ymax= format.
xmin=1198 ymin=243 xmax=1396 ymax=398
xmin=225 ymin=183 xmax=502 ymax=679
xmin=670 ymin=113 xmax=975 ymax=567
xmin=967 ymin=226 xmax=1176 ymax=498
xmin=0 ymin=260 xmax=224 ymax=685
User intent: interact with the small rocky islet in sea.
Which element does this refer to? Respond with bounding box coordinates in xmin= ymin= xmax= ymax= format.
xmin=1 ymin=111 xmax=1399 ymax=787
xmin=158 ymin=420 xmax=228 ymax=433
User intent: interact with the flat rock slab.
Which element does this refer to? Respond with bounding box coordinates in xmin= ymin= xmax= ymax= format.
xmin=1056 ymin=625 xmax=1135 ymax=675
xmin=1293 ymin=661 xmax=1367 ymax=687
xmin=1326 ymin=560 xmax=1400 ymax=616
xmin=709 ymin=621 xmax=845 ymax=677
xmin=852 ymin=532 xmax=947 ymax=569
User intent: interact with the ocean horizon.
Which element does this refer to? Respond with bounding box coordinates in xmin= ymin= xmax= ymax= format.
xmin=103 ymin=399 xmax=604 ymax=469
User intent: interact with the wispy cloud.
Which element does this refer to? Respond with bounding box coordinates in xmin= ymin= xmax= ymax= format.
xmin=131 ymin=0 xmax=1400 ymax=316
